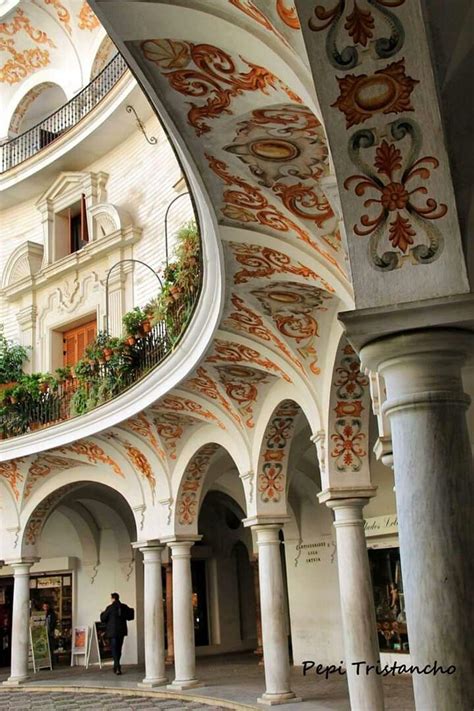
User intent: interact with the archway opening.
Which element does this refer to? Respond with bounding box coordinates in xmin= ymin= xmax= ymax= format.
xmin=9 ymin=83 xmax=68 ymax=138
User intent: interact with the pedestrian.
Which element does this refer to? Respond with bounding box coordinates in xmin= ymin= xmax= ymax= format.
xmin=100 ymin=592 xmax=134 ymax=675
xmin=42 ymin=602 xmax=56 ymax=667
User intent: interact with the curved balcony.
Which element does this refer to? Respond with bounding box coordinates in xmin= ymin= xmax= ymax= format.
xmin=1 ymin=53 xmax=128 ymax=173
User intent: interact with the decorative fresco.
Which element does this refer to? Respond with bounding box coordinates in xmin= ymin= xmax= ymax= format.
xmin=228 ymin=0 xmax=291 ymax=46
xmin=122 ymin=412 xmax=165 ymax=459
xmin=258 ymin=400 xmax=300 ymax=503
xmin=0 ymin=460 xmax=24 ymax=501
xmin=0 ymin=7 xmax=54 ymax=84
xmin=153 ymin=413 xmax=196 ymax=460
xmin=225 ymin=293 xmax=304 ymax=374
xmin=24 ymin=484 xmax=76 ymax=546
xmin=213 ymin=364 xmax=271 ymax=428
xmin=329 ymin=342 xmax=369 ymax=472
xmin=185 ymin=366 xmax=242 ymax=426
xmin=140 ymin=39 xmax=301 ymax=137
xmin=207 ymin=339 xmax=292 ymax=383
xmin=251 ymin=282 xmax=332 ymax=375
xmin=344 ymin=119 xmax=447 ymax=268
xmin=77 ymin=1 xmax=99 ymax=31
xmin=228 ymin=242 xmax=334 ymax=291
xmin=208 ymin=154 xmax=344 ymax=275
xmin=42 ymin=0 xmax=72 ymax=34
xmin=155 ymin=396 xmax=226 ymax=430
xmin=24 ymin=453 xmax=83 ymax=499
xmin=177 ymin=443 xmax=219 ymax=525
xmin=57 ymin=440 xmax=123 ymax=476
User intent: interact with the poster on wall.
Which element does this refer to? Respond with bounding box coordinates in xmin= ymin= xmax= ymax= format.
xmin=29 ymin=621 xmax=52 ymax=672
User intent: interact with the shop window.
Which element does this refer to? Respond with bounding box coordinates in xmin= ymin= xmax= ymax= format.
xmin=369 ymin=547 xmax=410 ymax=654
xmin=63 ymin=319 xmax=96 ymax=367
xmin=54 ymin=194 xmax=89 ymax=260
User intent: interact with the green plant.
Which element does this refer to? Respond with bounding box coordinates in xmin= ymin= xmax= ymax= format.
xmin=70 ymin=385 xmax=89 ymax=416
xmin=122 ymin=307 xmax=146 ymax=337
xmin=73 ymin=359 xmax=94 ymax=382
xmin=0 ymin=327 xmax=30 ymax=384
xmin=55 ymin=365 xmax=72 ymax=383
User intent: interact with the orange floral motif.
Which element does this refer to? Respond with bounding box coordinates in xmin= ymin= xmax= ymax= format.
xmin=154 ymin=413 xmax=195 ymax=460
xmin=185 ymin=367 xmax=242 ymax=426
xmin=0 ymin=461 xmax=24 ymax=501
xmin=228 ymin=242 xmax=334 ymax=291
xmin=123 ymin=442 xmax=156 ymax=494
xmin=141 ymin=39 xmax=301 ymax=136
xmin=0 ymin=40 xmax=50 ymax=83
xmin=344 ymin=0 xmax=374 ymax=46
xmin=207 ymin=155 xmax=344 ymax=275
xmin=123 ymin=413 xmax=165 ymax=459
xmin=25 ymin=454 xmax=82 ymax=499
xmin=24 ymin=484 xmax=76 ymax=545
xmin=276 ymin=0 xmax=300 ymax=29
xmin=43 ymin=0 xmax=72 ymax=34
xmin=332 ymin=59 xmax=418 ymax=128
xmin=259 ymin=400 xmax=299 ymax=502
xmin=0 ymin=9 xmax=55 ymax=46
xmin=215 ymin=365 xmax=270 ymax=428
xmin=156 ymin=396 xmax=226 ymax=430
xmin=331 ymin=421 xmax=366 ymax=470
xmin=58 ymin=440 xmax=123 ymax=476
xmin=207 ymin=339 xmax=292 ymax=383
xmin=228 ymin=0 xmax=290 ymax=45
xmin=225 ymin=293 xmax=305 ymax=374
xmin=178 ymin=443 xmax=219 ymax=525
xmin=77 ymin=1 xmax=100 ymax=31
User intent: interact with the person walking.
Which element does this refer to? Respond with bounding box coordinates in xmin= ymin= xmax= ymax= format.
xmin=42 ymin=602 xmax=56 ymax=667
xmin=100 ymin=592 xmax=134 ymax=675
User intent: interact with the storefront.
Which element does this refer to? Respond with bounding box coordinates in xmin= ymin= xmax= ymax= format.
xmin=364 ymin=514 xmax=410 ymax=659
xmin=0 ymin=567 xmax=73 ymax=667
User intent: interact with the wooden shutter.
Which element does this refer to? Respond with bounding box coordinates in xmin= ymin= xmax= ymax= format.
xmin=80 ymin=194 xmax=89 ymax=243
xmin=63 ymin=319 xmax=97 ymax=366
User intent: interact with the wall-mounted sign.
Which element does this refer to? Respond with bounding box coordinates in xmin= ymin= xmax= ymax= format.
xmin=364 ymin=515 xmax=398 ymax=538
xmin=36 ymin=577 xmax=62 ymax=589
xmin=295 ymin=537 xmax=336 ymax=566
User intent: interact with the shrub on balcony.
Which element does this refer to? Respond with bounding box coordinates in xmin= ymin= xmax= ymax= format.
xmin=0 ymin=327 xmax=30 ymax=385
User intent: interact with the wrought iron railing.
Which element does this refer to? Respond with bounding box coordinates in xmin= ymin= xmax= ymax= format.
xmin=0 ymin=283 xmax=200 ymax=439
xmin=1 ymin=53 xmax=128 ymax=173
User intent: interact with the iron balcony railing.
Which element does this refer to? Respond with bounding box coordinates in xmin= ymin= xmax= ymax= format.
xmin=1 ymin=53 xmax=128 ymax=173
xmin=0 ymin=282 xmax=200 ymax=439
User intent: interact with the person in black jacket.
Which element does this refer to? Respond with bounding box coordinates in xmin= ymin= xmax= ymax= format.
xmin=100 ymin=592 xmax=134 ymax=674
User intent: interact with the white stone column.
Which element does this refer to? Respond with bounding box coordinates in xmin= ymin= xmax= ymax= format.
xmin=167 ymin=541 xmax=200 ymax=690
xmin=4 ymin=561 xmax=34 ymax=685
xmin=253 ymin=525 xmax=300 ymax=706
xmin=138 ymin=544 xmax=167 ymax=687
xmin=361 ymin=329 xmax=474 ymax=710
xmin=323 ymin=496 xmax=384 ymax=711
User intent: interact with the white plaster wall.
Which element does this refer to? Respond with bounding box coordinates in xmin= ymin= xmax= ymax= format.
xmin=39 ymin=510 xmax=139 ymax=664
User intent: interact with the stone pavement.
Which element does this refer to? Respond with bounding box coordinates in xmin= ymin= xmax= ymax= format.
xmin=0 ymin=654 xmax=415 ymax=710
xmin=0 ymin=690 xmax=226 ymax=710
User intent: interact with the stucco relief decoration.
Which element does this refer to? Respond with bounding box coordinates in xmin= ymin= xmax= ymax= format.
xmin=0 ymin=461 xmax=24 ymax=500
xmin=225 ymin=106 xmax=338 ymax=245
xmin=332 ymin=59 xmax=417 ymax=128
xmin=178 ymin=443 xmax=219 ymax=525
xmin=251 ymin=282 xmax=331 ymax=374
xmin=58 ymin=440 xmax=123 ymax=476
xmin=155 ymin=396 xmax=226 ymax=430
xmin=207 ymin=339 xmax=292 ymax=383
xmin=140 ymin=39 xmax=301 ymax=137
xmin=344 ymin=119 xmax=447 ymax=269
xmin=207 ymin=155 xmax=343 ymax=274
xmin=77 ymin=1 xmax=99 ymax=31
xmin=308 ymin=0 xmax=405 ymax=69
xmin=330 ymin=343 xmax=368 ymax=472
xmin=259 ymin=401 xmax=299 ymax=503
xmin=229 ymin=242 xmax=334 ymax=292
xmin=0 ymin=8 xmax=55 ymax=84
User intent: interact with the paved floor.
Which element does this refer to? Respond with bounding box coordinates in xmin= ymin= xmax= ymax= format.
xmin=0 ymin=654 xmax=415 ymax=710
xmin=0 ymin=690 xmax=226 ymax=710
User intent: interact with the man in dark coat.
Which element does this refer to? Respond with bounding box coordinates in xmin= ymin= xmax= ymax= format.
xmin=100 ymin=592 xmax=134 ymax=674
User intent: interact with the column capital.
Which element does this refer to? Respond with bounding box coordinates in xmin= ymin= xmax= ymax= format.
xmin=7 ymin=559 xmax=38 ymax=573
xmin=243 ymin=515 xmax=290 ymax=528
xmin=164 ymin=537 xmax=201 ymax=559
xmin=339 ymin=293 xmax=474 ymax=353
xmin=318 ymin=486 xmax=377 ymax=505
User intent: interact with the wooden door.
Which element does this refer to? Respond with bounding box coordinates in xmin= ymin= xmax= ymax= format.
xmin=63 ymin=320 xmax=96 ymax=366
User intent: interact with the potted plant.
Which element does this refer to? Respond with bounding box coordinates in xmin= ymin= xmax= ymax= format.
xmin=0 ymin=327 xmax=30 ymax=393
xmin=55 ymin=365 xmax=72 ymax=385
xmin=123 ymin=307 xmax=146 ymax=345
xmin=38 ymin=374 xmax=54 ymax=393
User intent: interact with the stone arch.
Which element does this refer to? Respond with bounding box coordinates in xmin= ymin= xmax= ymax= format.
xmin=89 ymin=34 xmax=116 ymax=79
xmin=7 ymin=81 xmax=68 ymax=137
xmin=19 ymin=479 xmax=138 ymax=559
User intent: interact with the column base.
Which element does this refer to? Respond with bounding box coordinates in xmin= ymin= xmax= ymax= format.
xmin=3 ymin=677 xmax=29 ymax=686
xmin=138 ymin=678 xmax=168 ymax=688
xmin=167 ymin=679 xmax=202 ymax=690
xmin=258 ymin=692 xmax=302 ymax=706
